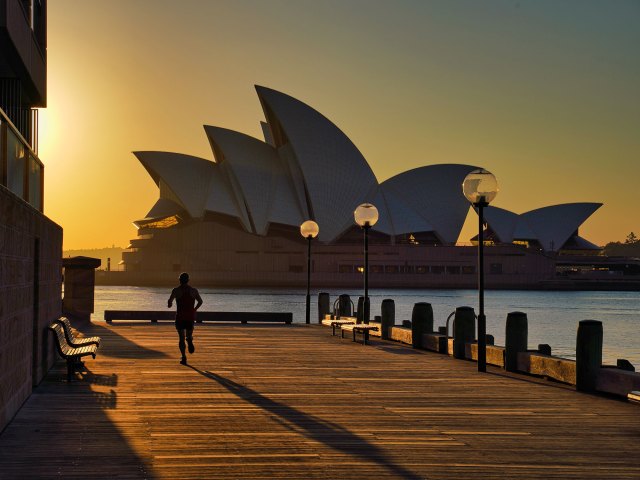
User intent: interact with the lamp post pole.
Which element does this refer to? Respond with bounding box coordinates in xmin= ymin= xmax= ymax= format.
xmin=354 ymin=203 xmax=379 ymax=326
xmin=299 ymin=220 xmax=319 ymax=325
xmin=476 ymin=200 xmax=487 ymax=372
xmin=306 ymin=235 xmax=312 ymax=324
xmin=363 ymin=224 xmax=370 ymax=324
xmin=462 ymin=168 xmax=498 ymax=374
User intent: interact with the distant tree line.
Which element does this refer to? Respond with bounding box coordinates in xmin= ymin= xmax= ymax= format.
xmin=603 ymin=232 xmax=640 ymax=257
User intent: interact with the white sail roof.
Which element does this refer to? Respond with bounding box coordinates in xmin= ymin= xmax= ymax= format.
xmin=521 ymin=203 xmax=602 ymax=251
xmin=256 ymin=86 xmax=379 ymax=242
xmin=134 ymin=151 xmax=214 ymax=218
xmin=483 ymin=202 xmax=602 ymax=251
xmin=134 ymin=88 xmax=602 ymax=251
xmin=380 ymin=164 xmax=479 ymax=243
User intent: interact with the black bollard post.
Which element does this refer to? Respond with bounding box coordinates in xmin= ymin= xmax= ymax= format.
xmin=381 ymin=299 xmax=395 ymax=340
xmin=318 ymin=292 xmax=330 ymax=324
xmin=453 ymin=306 xmax=475 ymax=359
xmin=411 ymin=303 xmax=433 ymax=348
xmin=337 ymin=294 xmax=352 ymax=318
xmin=576 ymin=320 xmax=603 ymax=392
xmin=505 ymin=311 xmax=528 ymax=372
xmin=356 ymin=296 xmax=365 ymax=324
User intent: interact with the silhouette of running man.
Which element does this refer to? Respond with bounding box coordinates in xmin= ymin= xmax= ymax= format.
xmin=168 ymin=272 xmax=203 ymax=365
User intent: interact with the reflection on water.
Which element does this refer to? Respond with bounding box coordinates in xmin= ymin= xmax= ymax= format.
xmin=93 ymin=286 xmax=640 ymax=367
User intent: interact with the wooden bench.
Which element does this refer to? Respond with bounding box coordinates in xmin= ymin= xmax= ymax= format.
xmin=54 ymin=317 xmax=101 ymax=348
xmin=341 ymin=324 xmax=379 ymax=345
xmin=49 ymin=322 xmax=99 ymax=382
xmin=321 ymin=318 xmax=355 ymax=336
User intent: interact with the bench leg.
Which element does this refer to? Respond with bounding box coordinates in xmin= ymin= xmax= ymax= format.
xmin=332 ymin=325 xmax=336 ymax=336
xmin=363 ymin=330 xmax=368 ymax=345
xmin=352 ymin=329 xmax=356 ymax=342
xmin=67 ymin=360 xmax=74 ymax=382
xmin=341 ymin=329 xmax=345 ymax=339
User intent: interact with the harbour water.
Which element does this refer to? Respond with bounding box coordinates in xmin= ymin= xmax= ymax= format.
xmin=93 ymin=286 xmax=640 ymax=368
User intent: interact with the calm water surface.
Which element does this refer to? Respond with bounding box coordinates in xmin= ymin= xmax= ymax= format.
xmin=93 ymin=286 xmax=640 ymax=367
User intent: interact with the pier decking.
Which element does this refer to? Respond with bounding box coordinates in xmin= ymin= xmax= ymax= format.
xmin=1 ymin=322 xmax=639 ymax=479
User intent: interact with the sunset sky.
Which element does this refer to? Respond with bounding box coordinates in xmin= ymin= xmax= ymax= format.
xmin=40 ymin=0 xmax=639 ymax=249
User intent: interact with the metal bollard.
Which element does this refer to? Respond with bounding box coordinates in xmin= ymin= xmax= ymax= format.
xmin=411 ymin=302 xmax=433 ymax=348
xmin=381 ymin=299 xmax=395 ymax=340
xmin=453 ymin=306 xmax=475 ymax=359
xmin=576 ymin=320 xmax=603 ymax=392
xmin=318 ymin=292 xmax=330 ymax=324
xmin=505 ymin=311 xmax=528 ymax=372
xmin=337 ymin=294 xmax=352 ymax=317
xmin=356 ymin=296 xmax=365 ymax=324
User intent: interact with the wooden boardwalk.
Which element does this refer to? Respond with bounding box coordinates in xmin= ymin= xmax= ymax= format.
xmin=1 ymin=322 xmax=639 ymax=479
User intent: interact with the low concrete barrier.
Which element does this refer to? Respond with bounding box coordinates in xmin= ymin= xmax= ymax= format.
xmin=105 ymin=310 xmax=293 ymax=324
xmin=320 ymin=298 xmax=640 ymax=400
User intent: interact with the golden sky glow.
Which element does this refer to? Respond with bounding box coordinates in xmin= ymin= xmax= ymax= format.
xmin=40 ymin=0 xmax=639 ymax=249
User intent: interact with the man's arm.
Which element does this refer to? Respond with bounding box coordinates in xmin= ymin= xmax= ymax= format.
xmin=168 ymin=288 xmax=177 ymax=308
xmin=194 ymin=288 xmax=203 ymax=311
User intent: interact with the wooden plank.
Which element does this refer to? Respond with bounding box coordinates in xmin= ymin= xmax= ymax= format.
xmin=0 ymin=322 xmax=639 ymax=479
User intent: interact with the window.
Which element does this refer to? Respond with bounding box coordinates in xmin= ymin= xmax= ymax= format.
xmin=462 ymin=265 xmax=475 ymax=274
xmin=28 ymin=155 xmax=42 ymax=210
xmin=446 ymin=266 xmax=461 ymax=275
xmin=431 ymin=266 xmax=445 ymax=274
xmin=371 ymin=265 xmax=384 ymax=274
xmin=289 ymin=265 xmax=303 ymax=273
xmin=7 ymin=128 xmax=25 ymax=198
xmin=400 ymin=265 xmax=414 ymax=274
xmin=385 ymin=265 xmax=399 ymax=274
xmin=416 ymin=266 xmax=428 ymax=274
xmin=490 ymin=263 xmax=503 ymax=274
xmin=339 ymin=264 xmax=353 ymax=273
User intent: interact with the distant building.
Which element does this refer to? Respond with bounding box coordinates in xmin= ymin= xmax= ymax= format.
xmin=0 ymin=0 xmax=63 ymax=431
xmin=116 ymin=86 xmax=637 ymax=289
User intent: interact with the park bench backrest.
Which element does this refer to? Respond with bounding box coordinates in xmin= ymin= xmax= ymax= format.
xmin=49 ymin=322 xmax=73 ymax=356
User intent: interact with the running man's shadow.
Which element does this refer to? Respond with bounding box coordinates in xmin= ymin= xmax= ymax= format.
xmin=187 ymin=366 xmax=423 ymax=480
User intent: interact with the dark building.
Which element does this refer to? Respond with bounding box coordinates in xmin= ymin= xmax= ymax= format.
xmin=0 ymin=0 xmax=62 ymax=432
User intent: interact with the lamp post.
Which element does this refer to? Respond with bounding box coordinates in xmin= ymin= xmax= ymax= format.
xmin=354 ymin=203 xmax=379 ymax=324
xmin=462 ymin=169 xmax=498 ymax=372
xmin=300 ymin=220 xmax=320 ymax=324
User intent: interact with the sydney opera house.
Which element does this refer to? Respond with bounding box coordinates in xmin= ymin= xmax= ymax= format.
xmin=111 ymin=86 xmax=638 ymax=289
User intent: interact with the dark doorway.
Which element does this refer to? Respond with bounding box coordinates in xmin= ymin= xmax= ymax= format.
xmin=31 ymin=237 xmax=40 ymax=387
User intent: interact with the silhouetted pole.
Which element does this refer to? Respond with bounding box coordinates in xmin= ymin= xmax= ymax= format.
xmin=354 ymin=203 xmax=378 ymax=325
xmin=299 ymin=220 xmax=319 ymax=325
xmin=364 ymin=225 xmax=370 ymax=324
xmin=462 ymin=168 xmax=498 ymax=373
xmin=306 ymin=236 xmax=311 ymax=324
xmin=477 ymin=201 xmax=487 ymax=372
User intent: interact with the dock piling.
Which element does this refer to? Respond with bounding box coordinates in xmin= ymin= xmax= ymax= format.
xmin=318 ymin=292 xmax=330 ymax=323
xmin=381 ymin=299 xmax=395 ymax=340
xmin=576 ymin=319 xmax=603 ymax=392
xmin=505 ymin=311 xmax=528 ymax=372
xmin=453 ymin=307 xmax=475 ymax=359
xmin=411 ymin=303 xmax=433 ymax=348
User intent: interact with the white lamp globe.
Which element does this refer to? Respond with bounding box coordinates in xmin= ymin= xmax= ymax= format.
xmin=300 ymin=220 xmax=320 ymax=239
xmin=462 ymin=169 xmax=498 ymax=205
xmin=354 ymin=203 xmax=379 ymax=227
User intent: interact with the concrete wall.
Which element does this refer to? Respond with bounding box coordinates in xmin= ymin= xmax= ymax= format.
xmin=0 ymin=185 xmax=62 ymax=431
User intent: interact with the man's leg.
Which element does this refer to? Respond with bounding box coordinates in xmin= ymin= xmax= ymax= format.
xmin=177 ymin=328 xmax=187 ymax=364
xmin=186 ymin=326 xmax=195 ymax=354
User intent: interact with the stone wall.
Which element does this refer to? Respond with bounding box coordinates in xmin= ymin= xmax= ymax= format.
xmin=0 ymin=185 xmax=62 ymax=431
